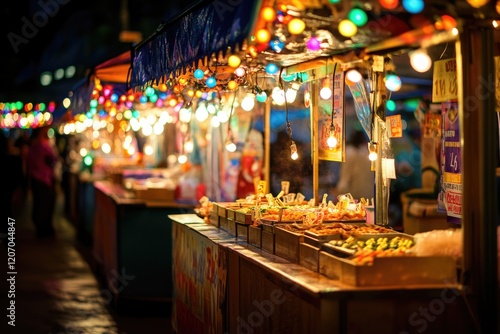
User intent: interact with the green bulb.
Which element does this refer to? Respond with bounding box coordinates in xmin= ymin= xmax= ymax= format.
xmin=328 ymin=0 xmax=341 ymax=4
xmin=386 ymin=99 xmax=396 ymax=112
xmin=348 ymin=8 xmax=368 ymax=27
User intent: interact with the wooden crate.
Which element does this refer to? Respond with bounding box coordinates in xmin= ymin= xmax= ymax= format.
xmin=274 ymin=225 xmax=304 ymax=263
xmin=248 ymin=225 xmax=262 ymax=248
xmin=319 ymin=251 xmax=457 ymax=286
xmin=299 ymin=243 xmax=320 ymax=272
xmin=219 ymin=217 xmax=228 ymax=232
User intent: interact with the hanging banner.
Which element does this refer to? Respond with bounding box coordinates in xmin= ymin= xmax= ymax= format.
xmin=318 ymin=71 xmax=345 ymax=161
xmin=386 ymin=114 xmax=402 ymax=138
xmin=439 ymin=101 xmax=462 ymax=224
xmin=432 ymin=58 xmax=457 ymax=103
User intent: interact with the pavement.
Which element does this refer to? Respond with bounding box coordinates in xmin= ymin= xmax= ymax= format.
xmin=1 ymin=188 xmax=173 ymax=334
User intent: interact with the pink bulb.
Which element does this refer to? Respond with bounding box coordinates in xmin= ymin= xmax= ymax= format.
xmin=98 ymin=96 xmax=105 ymax=104
xmin=307 ymin=37 xmax=321 ymax=51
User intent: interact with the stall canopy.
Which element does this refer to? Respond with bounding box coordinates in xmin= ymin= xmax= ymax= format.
xmin=131 ymin=0 xmax=261 ymax=87
xmin=71 ymin=50 xmax=132 ymax=115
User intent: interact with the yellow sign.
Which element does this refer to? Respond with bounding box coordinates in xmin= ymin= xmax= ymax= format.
xmin=432 ymin=58 xmax=458 ymax=103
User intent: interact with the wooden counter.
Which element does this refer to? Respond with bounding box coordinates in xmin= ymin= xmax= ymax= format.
xmin=92 ymin=181 xmax=194 ymax=308
xmin=170 ymin=214 xmax=476 ymax=334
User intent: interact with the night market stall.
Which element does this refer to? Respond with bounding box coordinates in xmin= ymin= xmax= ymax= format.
xmin=127 ymin=0 xmax=499 ymax=332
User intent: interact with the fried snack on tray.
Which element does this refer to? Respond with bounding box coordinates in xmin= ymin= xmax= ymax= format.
xmin=280 ymin=222 xmax=394 ymax=238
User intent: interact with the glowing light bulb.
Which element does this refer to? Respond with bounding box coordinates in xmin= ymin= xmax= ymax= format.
xmin=385 ymin=74 xmax=402 ymax=91
xmin=348 ymin=8 xmax=368 ymax=26
xmin=270 ymin=38 xmax=285 ymax=52
xmin=261 ymin=7 xmax=276 ymax=22
xmin=290 ymin=142 xmax=298 ymax=160
xmin=320 ymin=86 xmax=332 ymax=100
xmin=338 ymin=20 xmax=358 ymax=37
xmin=409 ymin=49 xmax=432 ymax=73
xmin=178 ymin=154 xmax=188 ymax=164
xmin=206 ymin=76 xmax=217 ymax=88
xmin=241 ymin=94 xmax=256 ymax=111
xmin=306 ymin=37 xmax=321 ymax=51
xmin=272 ymin=87 xmax=286 ymax=105
xmin=144 ymin=145 xmax=154 ymax=156
xmin=228 ymin=55 xmax=241 ymax=68
xmin=327 ymin=125 xmax=338 ymax=148
xmin=266 ymin=63 xmax=279 ymax=75
xmin=368 ymin=142 xmax=378 ymax=161
xmin=227 ymin=80 xmax=238 ymax=90
xmin=346 ymin=69 xmax=362 ymax=83
xmin=288 ymin=18 xmax=306 ymax=34
xmin=256 ymin=91 xmax=268 ymax=102
xmin=256 ymin=29 xmax=271 ymax=44
xmin=184 ymin=141 xmax=194 ymax=153
xmin=194 ymin=69 xmax=205 ymax=79
xmin=235 ymin=67 xmax=246 ymax=77
xmin=379 ymin=0 xmax=399 ymax=10
xmin=466 ymin=0 xmax=489 ymax=8
xmin=226 ymin=138 xmax=237 ymax=152
xmin=402 ymin=0 xmax=424 ymax=13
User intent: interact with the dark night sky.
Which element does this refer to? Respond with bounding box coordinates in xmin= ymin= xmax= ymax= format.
xmin=0 ymin=0 xmax=200 ymax=103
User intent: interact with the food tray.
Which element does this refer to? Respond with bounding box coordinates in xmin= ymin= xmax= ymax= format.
xmin=209 ymin=210 xmax=219 ymax=227
xmin=274 ymin=224 xmax=305 ymax=263
xmin=319 ymin=252 xmax=457 ymax=286
xmin=299 ymin=243 xmax=320 ymax=272
xmin=248 ymin=225 xmax=262 ymax=248
xmin=235 ymin=209 xmax=253 ymax=224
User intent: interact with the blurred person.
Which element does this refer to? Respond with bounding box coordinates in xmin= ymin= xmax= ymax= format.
xmin=335 ymin=130 xmax=374 ymax=201
xmin=27 ymin=126 xmax=59 ymax=238
xmin=0 ymin=133 xmax=23 ymax=240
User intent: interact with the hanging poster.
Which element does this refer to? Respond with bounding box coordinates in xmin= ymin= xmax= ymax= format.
xmin=386 ymin=114 xmax=402 ymax=138
xmin=432 ymin=58 xmax=457 ymax=103
xmin=318 ymin=71 xmax=345 ymax=161
xmin=439 ymin=101 xmax=462 ymax=224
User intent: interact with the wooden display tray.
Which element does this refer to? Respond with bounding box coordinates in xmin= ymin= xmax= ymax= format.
xmin=227 ymin=218 xmax=236 ymax=236
xmin=319 ymin=251 xmax=457 ymax=286
xmin=299 ymin=243 xmax=320 ymax=272
xmin=219 ymin=216 xmax=228 ymax=232
xmin=261 ymin=229 xmax=275 ymax=254
xmin=274 ymin=224 xmax=305 ymax=263
xmin=234 ymin=209 xmax=253 ymax=224
xmin=248 ymin=225 xmax=262 ymax=248
xmin=236 ymin=222 xmax=249 ymax=243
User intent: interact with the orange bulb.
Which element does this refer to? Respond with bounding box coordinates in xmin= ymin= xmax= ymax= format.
xmin=466 ymin=0 xmax=489 ymax=8
xmin=260 ymin=7 xmax=276 ymax=22
xmin=168 ymin=98 xmax=178 ymax=107
xmin=379 ymin=0 xmax=399 ymax=10
xmin=228 ymin=55 xmax=241 ymax=68
xmin=440 ymin=15 xmax=457 ymax=30
xmin=256 ymin=29 xmax=271 ymax=44
xmin=288 ymin=18 xmax=306 ymax=35
xmin=497 ymin=0 xmax=500 ymax=13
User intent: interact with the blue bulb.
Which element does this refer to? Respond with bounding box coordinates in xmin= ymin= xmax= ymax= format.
xmin=110 ymin=93 xmax=119 ymax=103
xmin=194 ymin=69 xmax=205 ymax=80
xmin=256 ymin=92 xmax=268 ymax=102
xmin=206 ymin=77 xmax=217 ymax=88
xmin=266 ymin=63 xmax=279 ymax=75
xmin=402 ymin=0 xmax=425 ymax=14
xmin=140 ymin=95 xmax=148 ymax=104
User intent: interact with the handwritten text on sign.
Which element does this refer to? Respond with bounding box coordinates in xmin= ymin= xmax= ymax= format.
xmin=432 ymin=59 xmax=457 ymax=103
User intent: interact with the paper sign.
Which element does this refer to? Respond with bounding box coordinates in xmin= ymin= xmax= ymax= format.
xmin=386 ymin=114 xmax=402 ymax=138
xmin=432 ymin=58 xmax=458 ymax=103
xmin=257 ymin=180 xmax=267 ymax=196
xmin=372 ymin=55 xmax=384 ymax=72
xmin=296 ymin=192 xmax=305 ymax=204
xmin=281 ymin=181 xmax=290 ymax=195
xmin=382 ymin=158 xmax=396 ymax=179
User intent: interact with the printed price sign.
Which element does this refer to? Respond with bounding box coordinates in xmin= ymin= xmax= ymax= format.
xmin=432 ymin=59 xmax=457 ymax=103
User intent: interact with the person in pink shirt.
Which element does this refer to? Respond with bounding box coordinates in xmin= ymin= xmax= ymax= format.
xmin=27 ymin=126 xmax=59 ymax=238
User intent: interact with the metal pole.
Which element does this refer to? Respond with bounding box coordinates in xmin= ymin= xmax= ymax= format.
xmin=310 ymin=75 xmax=319 ymax=206
xmin=264 ymin=98 xmax=271 ymax=188
xmin=457 ymin=22 xmax=498 ymax=333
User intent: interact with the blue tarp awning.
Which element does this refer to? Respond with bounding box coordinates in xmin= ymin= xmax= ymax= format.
xmin=131 ymin=0 xmax=261 ymax=88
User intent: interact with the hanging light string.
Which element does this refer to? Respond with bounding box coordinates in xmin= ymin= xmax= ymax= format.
xmin=279 ymin=67 xmax=298 ymax=160
xmin=330 ymin=62 xmax=338 ymax=128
